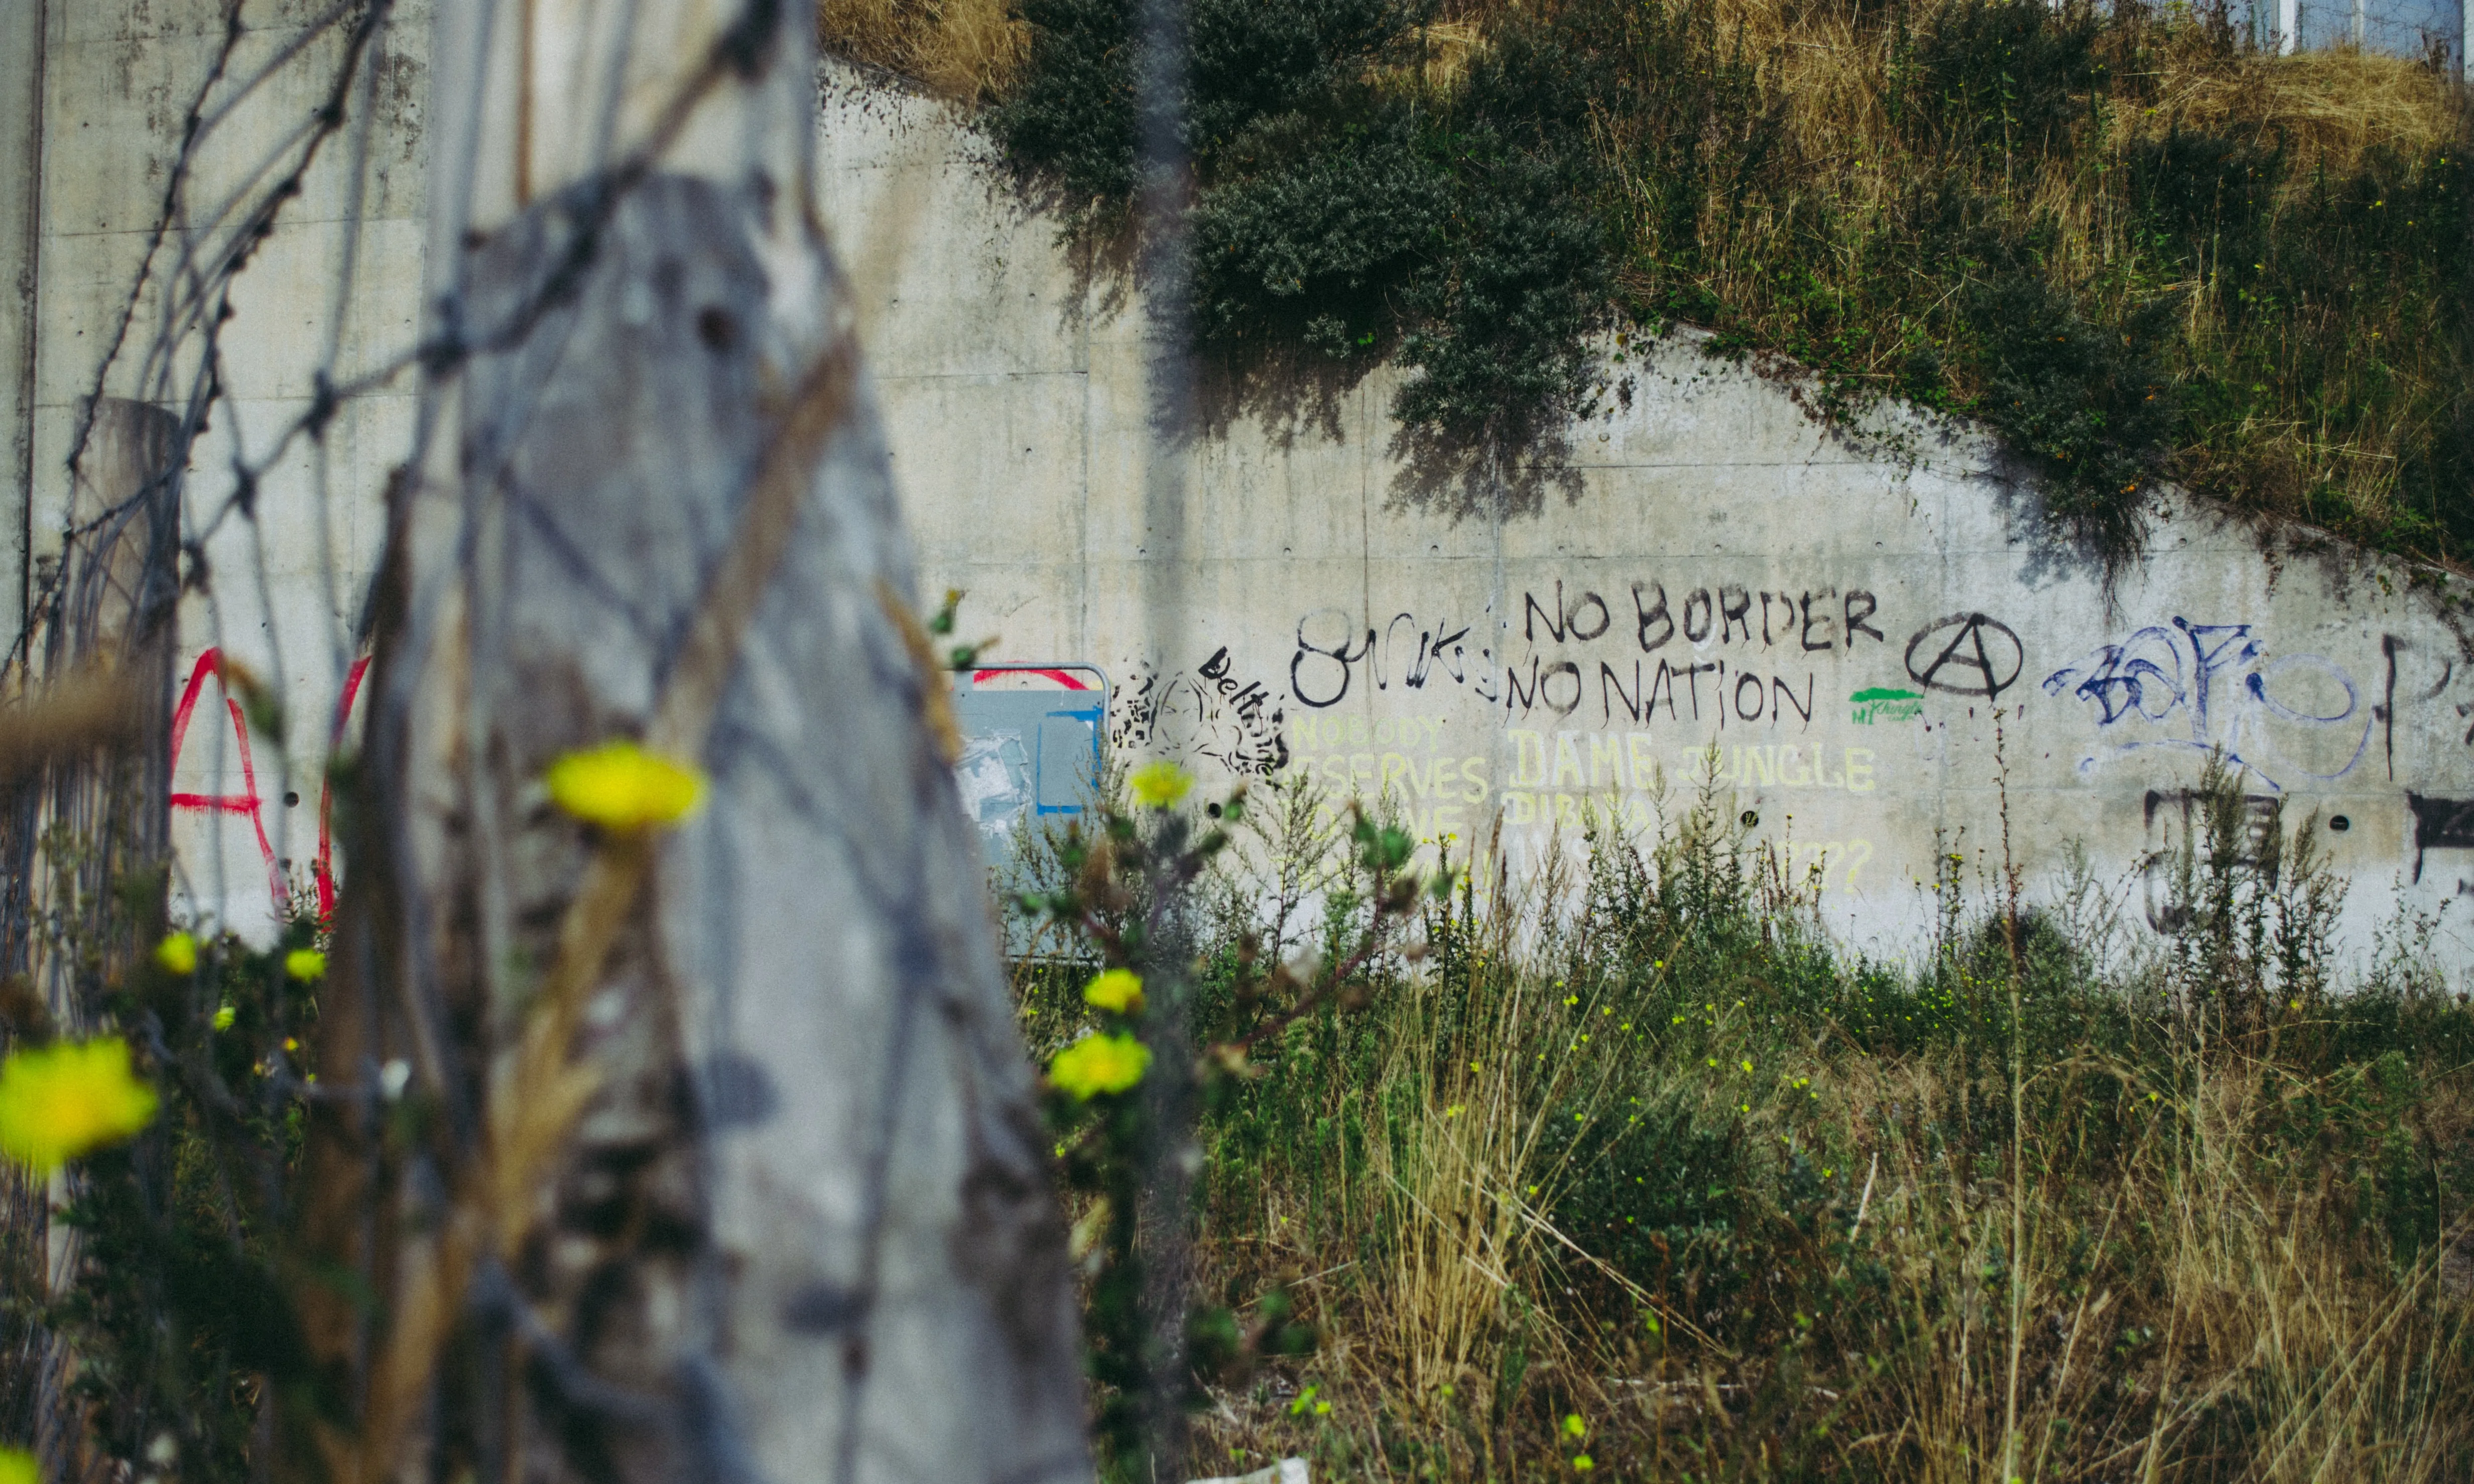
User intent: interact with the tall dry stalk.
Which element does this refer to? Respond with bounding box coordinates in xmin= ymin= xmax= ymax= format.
xmin=1369 ymin=970 xmax=1558 ymax=1401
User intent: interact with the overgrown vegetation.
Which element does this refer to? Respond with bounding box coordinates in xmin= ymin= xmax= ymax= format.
xmin=824 ymin=0 xmax=2474 ymax=560
xmin=1006 ymin=764 xmax=2474 ymax=1481
xmin=0 ymin=883 xmax=329 ymax=1477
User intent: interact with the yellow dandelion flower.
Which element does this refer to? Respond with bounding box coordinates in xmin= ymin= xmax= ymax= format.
xmin=545 ymin=740 xmax=705 ymax=830
xmin=1563 ymin=1414 xmax=1587 ymax=1439
xmin=1573 ymin=1454 xmax=1594 ymax=1471
xmin=0 ymin=1038 xmax=159 ymax=1174
xmin=1128 ymin=760 xmax=1193 ymax=809
xmin=1049 ymin=1033 xmax=1151 ymax=1099
xmin=0 ymin=1447 xmax=34 ymax=1484
xmin=1083 ymin=968 xmax=1146 ymax=1015
xmin=156 ymin=932 xmax=198 ymax=975
xmin=286 ymin=949 xmax=326 ymax=982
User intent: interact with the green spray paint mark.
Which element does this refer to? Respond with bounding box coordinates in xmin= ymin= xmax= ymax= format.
xmin=1850 ymin=687 xmax=1923 ymax=724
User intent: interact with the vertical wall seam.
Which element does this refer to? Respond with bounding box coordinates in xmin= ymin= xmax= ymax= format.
xmin=5 ymin=0 xmax=46 ymax=650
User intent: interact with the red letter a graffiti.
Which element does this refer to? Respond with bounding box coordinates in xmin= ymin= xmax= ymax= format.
xmin=168 ymin=651 xmax=370 ymax=922
xmin=169 ymin=649 xmax=284 ymax=913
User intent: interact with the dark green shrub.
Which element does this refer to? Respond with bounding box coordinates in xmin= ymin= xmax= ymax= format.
xmin=15 ymin=920 xmax=328 ymax=1479
xmin=1395 ymin=136 xmax=1613 ymax=450
xmin=1907 ymin=0 xmax=2106 ymax=163
xmin=1190 ymin=105 xmax=1446 ymax=361
xmin=975 ymin=0 xmax=2474 ymax=565
xmin=1969 ymin=275 xmax=2175 ymax=550
xmin=1183 ymin=0 xmax=1418 ymax=152
xmin=990 ymin=0 xmax=1139 ymax=208
xmin=997 ymin=0 xmax=1621 ymax=461
xmin=2127 ymin=128 xmax=2282 ymax=257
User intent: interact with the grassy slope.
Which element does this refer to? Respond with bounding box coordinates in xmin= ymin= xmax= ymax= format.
xmin=1010 ymin=776 xmax=2474 ymax=1482
xmin=823 ymin=0 xmax=2473 ymax=565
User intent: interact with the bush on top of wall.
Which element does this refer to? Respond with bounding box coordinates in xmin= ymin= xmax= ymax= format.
xmin=825 ymin=0 xmax=2474 ymax=565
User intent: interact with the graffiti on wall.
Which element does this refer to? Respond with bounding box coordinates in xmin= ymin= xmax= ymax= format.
xmin=1290 ymin=605 xmax=1500 ymax=710
xmin=1284 ymin=712 xmax=1488 ymax=846
xmin=1290 ymin=580 xmax=1908 ymax=728
xmin=2041 ymin=617 xmax=2369 ymax=792
xmin=1903 ymin=612 xmax=2023 ymax=699
xmin=2406 ymin=793 xmax=2474 ymax=886
xmin=2136 ymin=785 xmax=2285 ymax=930
xmin=1112 ymin=645 xmax=1289 ymax=775
xmin=168 ymin=648 xmax=369 ymax=920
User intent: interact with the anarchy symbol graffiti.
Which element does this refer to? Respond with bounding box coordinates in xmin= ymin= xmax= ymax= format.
xmin=1905 ymin=612 xmax=2024 ymax=699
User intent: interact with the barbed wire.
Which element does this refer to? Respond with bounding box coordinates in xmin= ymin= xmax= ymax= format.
xmin=2 ymin=0 xmax=1092 ymax=1479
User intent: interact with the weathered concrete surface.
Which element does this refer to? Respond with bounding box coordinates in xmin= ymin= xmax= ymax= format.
xmin=815 ymin=70 xmax=2474 ymax=968
xmin=1 ymin=0 xmax=42 ymax=631
xmin=19 ymin=16 xmax=2474 ymax=973
xmin=19 ymin=0 xmax=428 ymax=941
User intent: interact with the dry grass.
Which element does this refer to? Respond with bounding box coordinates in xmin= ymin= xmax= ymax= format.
xmin=1006 ymin=778 xmax=2474 ymax=1482
xmin=1615 ymin=1 xmax=2470 ymax=550
xmin=818 ymin=0 xmax=1025 ymax=99
xmin=1177 ymin=1013 xmax=2474 ymax=1482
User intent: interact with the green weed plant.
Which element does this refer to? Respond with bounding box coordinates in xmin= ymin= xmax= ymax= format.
xmin=1008 ymin=761 xmax=2474 ymax=1482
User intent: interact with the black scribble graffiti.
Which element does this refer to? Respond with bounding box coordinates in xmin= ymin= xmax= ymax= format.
xmin=1291 ymin=606 xmax=1498 ymax=709
xmin=2140 ymin=786 xmax=2283 ymax=930
xmin=1503 ymin=658 xmax=1586 ymax=718
xmin=1617 ymin=581 xmax=1879 ymax=655
xmin=2376 ymin=632 xmax=2460 ymax=780
xmin=2406 ymin=793 xmax=2474 ymax=885
xmin=1114 ymin=646 xmax=1290 ymax=775
xmin=1524 ymin=582 xmax=1612 ymax=643
xmin=1905 ymin=612 xmax=2024 ymax=699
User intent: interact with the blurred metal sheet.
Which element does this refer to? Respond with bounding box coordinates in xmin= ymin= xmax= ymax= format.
xmin=952 ymin=664 xmax=1108 ymax=869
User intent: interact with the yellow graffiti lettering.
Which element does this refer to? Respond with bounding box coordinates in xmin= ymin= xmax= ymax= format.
xmin=1588 ymin=733 xmax=1625 ymax=788
xmin=1381 ymin=752 xmax=1413 ymax=796
xmin=1627 ymin=731 xmax=1658 ymax=791
xmin=1551 ymin=733 xmax=1585 ymax=788
xmin=1512 ymin=730 xmax=1547 ymax=787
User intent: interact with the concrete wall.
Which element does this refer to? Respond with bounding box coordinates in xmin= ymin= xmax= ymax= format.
xmin=18 ymin=0 xmax=426 ymax=940
xmin=1 ymin=0 xmax=42 ymax=632
xmin=815 ymin=72 xmax=2474 ymax=968
xmin=15 ymin=8 xmax=2474 ymax=973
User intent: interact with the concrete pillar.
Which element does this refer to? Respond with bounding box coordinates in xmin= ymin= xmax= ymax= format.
xmin=0 ymin=0 xmax=42 ymax=650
